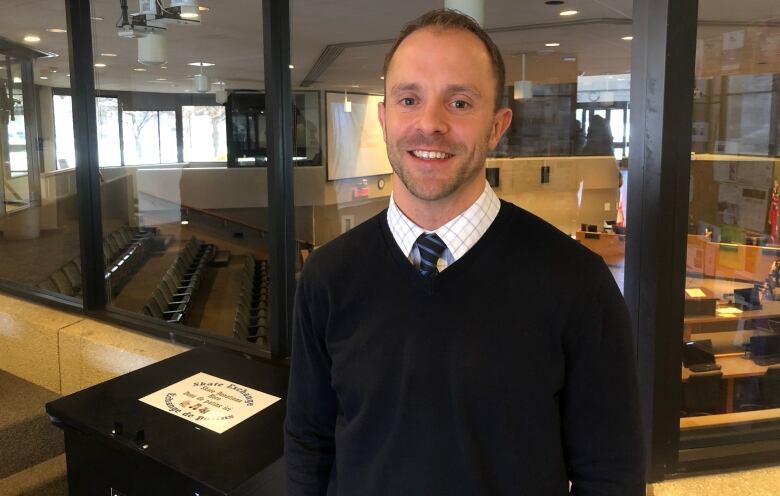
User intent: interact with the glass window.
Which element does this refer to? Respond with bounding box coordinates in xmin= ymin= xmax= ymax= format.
xmin=0 ymin=10 xmax=82 ymax=300
xmin=96 ymin=97 xmax=121 ymax=167
xmin=53 ymin=94 xmax=76 ymax=170
xmin=90 ymin=0 xmax=270 ymax=349
xmin=680 ymin=0 xmax=780 ymax=464
xmin=182 ymin=105 xmax=227 ymax=162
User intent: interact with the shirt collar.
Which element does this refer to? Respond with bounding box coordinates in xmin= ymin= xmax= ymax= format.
xmin=387 ymin=180 xmax=500 ymax=262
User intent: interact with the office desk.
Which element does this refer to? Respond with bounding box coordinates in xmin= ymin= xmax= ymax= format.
xmin=682 ymin=355 xmax=770 ymax=413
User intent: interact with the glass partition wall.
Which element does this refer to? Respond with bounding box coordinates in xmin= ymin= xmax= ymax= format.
xmin=0 ymin=9 xmax=82 ymax=300
xmin=87 ymin=0 xmax=272 ymax=349
xmin=679 ymin=0 xmax=780 ymax=469
xmin=291 ymin=0 xmax=631 ymax=290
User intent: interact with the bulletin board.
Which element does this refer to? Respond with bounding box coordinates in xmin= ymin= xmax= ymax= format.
xmin=325 ymin=92 xmax=392 ymax=181
xmin=689 ymin=159 xmax=774 ymax=235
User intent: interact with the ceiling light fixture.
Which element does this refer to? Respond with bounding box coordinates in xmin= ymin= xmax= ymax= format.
xmin=156 ymin=78 xmax=168 ymax=81
xmin=138 ymin=32 xmax=167 ymax=66
xmin=513 ymin=53 xmax=533 ymax=100
xmin=289 ymin=64 xmax=294 ymax=69
xmin=91 ymin=16 xmax=104 ymax=21
xmin=559 ymin=10 xmax=578 ymax=16
xmin=380 ymin=76 xmax=385 ymax=80
xmin=344 ymin=88 xmax=352 ymax=113
xmin=100 ymin=53 xmax=117 ymax=57
xmin=545 ymin=42 xmax=560 ymax=47
xmin=198 ymin=5 xmax=210 ymax=11
xmin=133 ymin=68 xmax=147 ymax=71
xmin=46 ymin=28 xmax=67 ymax=33
xmin=94 ymin=63 xmax=107 ymax=68
xmin=40 ymin=76 xmax=49 ymax=80
xmin=13 ymin=77 xmax=22 ymax=83
xmin=193 ymin=59 xmax=209 ymax=92
xmin=188 ymin=62 xmax=215 ymax=67
xmin=622 ymin=36 xmax=633 ymax=41
xmin=24 ymin=35 xmax=41 ymax=43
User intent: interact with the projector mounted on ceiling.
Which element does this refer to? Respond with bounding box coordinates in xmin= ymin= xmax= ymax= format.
xmin=116 ymin=0 xmax=202 ymax=66
xmin=116 ymin=0 xmax=201 ymax=39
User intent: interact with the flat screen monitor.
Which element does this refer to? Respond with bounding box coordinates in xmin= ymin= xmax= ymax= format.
xmin=682 ymin=339 xmax=715 ymax=367
xmin=750 ymin=334 xmax=780 ymax=357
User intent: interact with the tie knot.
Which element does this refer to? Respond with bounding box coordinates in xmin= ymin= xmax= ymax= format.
xmin=415 ymin=233 xmax=446 ymax=277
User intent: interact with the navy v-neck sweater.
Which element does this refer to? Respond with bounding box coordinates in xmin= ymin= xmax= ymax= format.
xmin=285 ymin=201 xmax=644 ymax=495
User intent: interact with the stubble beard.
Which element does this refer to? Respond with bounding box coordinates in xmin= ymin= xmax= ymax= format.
xmin=387 ymin=132 xmax=491 ymax=202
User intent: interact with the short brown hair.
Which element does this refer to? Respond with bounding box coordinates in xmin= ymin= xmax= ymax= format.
xmin=383 ymin=9 xmax=506 ymax=111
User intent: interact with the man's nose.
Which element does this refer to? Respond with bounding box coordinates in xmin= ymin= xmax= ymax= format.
xmin=416 ymin=102 xmax=449 ymax=135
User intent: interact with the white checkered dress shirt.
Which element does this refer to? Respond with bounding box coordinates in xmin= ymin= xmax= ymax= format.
xmin=387 ymin=181 xmax=500 ymax=272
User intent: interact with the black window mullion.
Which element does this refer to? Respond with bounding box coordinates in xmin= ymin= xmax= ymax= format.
xmin=625 ymin=0 xmax=699 ymax=482
xmin=65 ymin=0 xmax=106 ymax=310
xmin=262 ymin=0 xmax=296 ymax=360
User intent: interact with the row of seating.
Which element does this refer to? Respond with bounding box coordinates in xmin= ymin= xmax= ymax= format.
xmin=37 ymin=225 xmax=155 ymax=298
xmin=37 ymin=257 xmax=82 ymax=297
xmin=234 ymin=256 xmax=269 ymax=344
xmin=104 ymin=226 xmax=158 ymax=295
xmin=143 ymin=237 xmax=215 ymax=324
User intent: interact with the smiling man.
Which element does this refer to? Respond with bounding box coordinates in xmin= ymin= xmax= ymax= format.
xmin=285 ymin=9 xmax=644 ymax=496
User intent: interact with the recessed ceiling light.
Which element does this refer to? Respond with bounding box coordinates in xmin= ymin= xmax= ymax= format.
xmin=46 ymin=28 xmax=67 ymax=33
xmin=380 ymin=76 xmax=385 ymax=80
xmin=289 ymin=64 xmax=294 ymax=69
xmin=562 ymin=56 xmax=577 ymax=62
xmin=198 ymin=5 xmax=210 ymax=11
xmin=187 ymin=62 xmax=215 ymax=67
xmin=66 ymin=73 xmax=70 ymax=77
xmin=100 ymin=53 xmax=117 ymax=57
xmin=24 ymin=35 xmax=41 ymax=43
xmin=91 ymin=16 xmax=104 ymax=21
xmin=160 ymin=66 xmax=168 ymax=69
xmin=94 ymin=63 xmax=106 ymax=68
xmin=156 ymin=78 xmax=168 ymax=81
xmin=559 ymin=10 xmax=578 ymax=16
xmin=40 ymin=76 xmax=49 ymax=80
xmin=133 ymin=68 xmax=147 ymax=72
xmin=545 ymin=42 xmax=561 ymax=47
xmin=622 ymin=36 xmax=633 ymax=41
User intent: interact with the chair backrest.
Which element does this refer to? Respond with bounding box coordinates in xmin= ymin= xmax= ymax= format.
xmin=61 ymin=262 xmax=82 ymax=292
xmin=683 ymin=370 xmax=723 ymax=416
xmin=50 ymin=270 xmax=75 ymax=297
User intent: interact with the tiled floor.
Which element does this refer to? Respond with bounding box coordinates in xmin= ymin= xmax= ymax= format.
xmin=650 ymin=464 xmax=780 ymax=495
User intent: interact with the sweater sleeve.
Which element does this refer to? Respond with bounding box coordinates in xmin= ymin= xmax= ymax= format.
xmin=284 ymin=265 xmax=338 ymax=495
xmin=562 ymin=261 xmax=646 ymax=496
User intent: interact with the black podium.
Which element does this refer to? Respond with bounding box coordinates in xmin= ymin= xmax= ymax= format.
xmin=46 ymin=346 xmax=288 ymax=495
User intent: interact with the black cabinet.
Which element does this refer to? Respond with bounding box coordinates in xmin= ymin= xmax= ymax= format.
xmin=46 ymin=346 xmax=288 ymax=495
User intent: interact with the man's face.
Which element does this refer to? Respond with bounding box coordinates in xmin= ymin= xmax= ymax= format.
xmin=378 ymin=27 xmax=512 ymax=203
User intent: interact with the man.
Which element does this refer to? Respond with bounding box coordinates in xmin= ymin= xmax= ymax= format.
xmin=285 ymin=9 xmax=644 ymax=495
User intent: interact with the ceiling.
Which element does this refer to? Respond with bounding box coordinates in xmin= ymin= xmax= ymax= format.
xmin=0 ymin=0 xmax=778 ymax=95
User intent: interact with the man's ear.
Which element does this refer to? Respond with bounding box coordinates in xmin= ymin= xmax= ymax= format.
xmin=488 ymin=107 xmax=513 ymax=150
xmin=378 ymin=100 xmax=387 ymax=142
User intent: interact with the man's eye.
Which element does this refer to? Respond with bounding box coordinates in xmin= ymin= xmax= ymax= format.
xmin=400 ymin=97 xmax=416 ymax=106
xmin=451 ymin=100 xmax=470 ymax=109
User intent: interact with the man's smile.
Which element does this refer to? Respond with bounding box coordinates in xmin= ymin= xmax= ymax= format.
xmin=408 ymin=149 xmax=455 ymax=161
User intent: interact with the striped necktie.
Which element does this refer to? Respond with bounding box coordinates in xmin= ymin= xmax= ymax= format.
xmin=415 ymin=233 xmax=447 ymax=277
